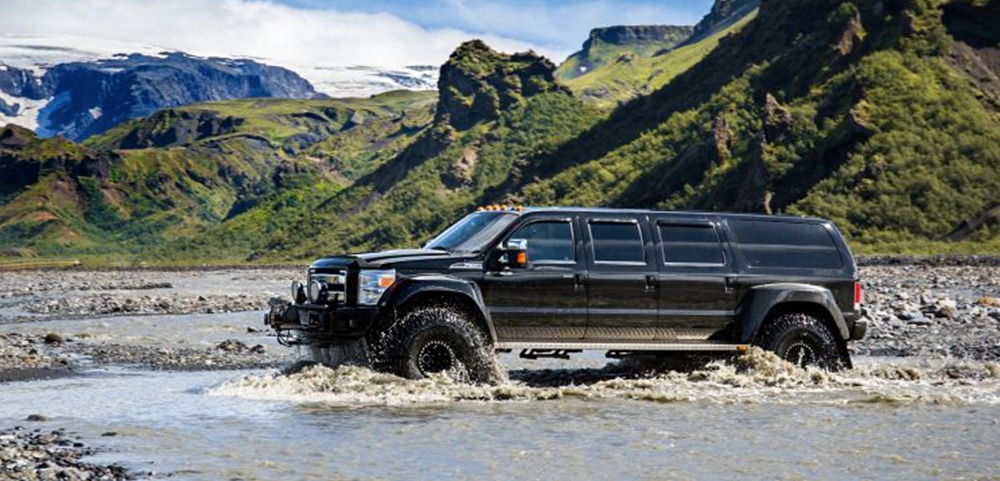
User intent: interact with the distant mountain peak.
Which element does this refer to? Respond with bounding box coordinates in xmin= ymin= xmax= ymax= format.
xmin=556 ymin=25 xmax=694 ymax=81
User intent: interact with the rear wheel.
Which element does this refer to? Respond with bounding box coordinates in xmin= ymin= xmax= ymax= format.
xmin=755 ymin=312 xmax=842 ymax=370
xmin=382 ymin=305 xmax=500 ymax=384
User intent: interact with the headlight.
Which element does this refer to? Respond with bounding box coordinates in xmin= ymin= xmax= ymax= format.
xmin=358 ymin=269 xmax=396 ymax=306
xmin=308 ymin=280 xmax=328 ymax=304
xmin=291 ymin=280 xmax=304 ymax=303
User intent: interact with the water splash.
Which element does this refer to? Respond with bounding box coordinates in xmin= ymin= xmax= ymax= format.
xmin=208 ymin=349 xmax=1000 ymax=407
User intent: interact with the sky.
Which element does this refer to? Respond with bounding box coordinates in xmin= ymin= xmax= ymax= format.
xmin=0 ymin=0 xmax=715 ymax=67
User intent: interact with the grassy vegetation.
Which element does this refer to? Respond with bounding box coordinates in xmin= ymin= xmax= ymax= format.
xmin=561 ymin=13 xmax=756 ymax=108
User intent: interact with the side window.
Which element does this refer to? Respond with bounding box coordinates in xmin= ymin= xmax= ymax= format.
xmin=659 ymin=224 xmax=725 ymax=265
xmin=729 ymin=220 xmax=843 ymax=269
xmin=589 ymin=221 xmax=645 ymax=264
xmin=508 ymin=220 xmax=574 ymax=263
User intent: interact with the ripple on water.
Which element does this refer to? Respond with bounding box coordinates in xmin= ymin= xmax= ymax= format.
xmin=207 ymin=349 xmax=1000 ymax=407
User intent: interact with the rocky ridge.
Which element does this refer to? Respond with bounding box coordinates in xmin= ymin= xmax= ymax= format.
xmin=0 ymin=52 xmax=321 ymax=141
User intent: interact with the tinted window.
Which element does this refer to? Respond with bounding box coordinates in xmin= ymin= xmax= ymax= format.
xmin=659 ymin=224 xmax=725 ymax=265
xmin=425 ymin=211 xmax=518 ymax=252
xmin=729 ymin=220 xmax=842 ymax=269
xmin=590 ymin=221 xmax=645 ymax=263
xmin=509 ymin=221 xmax=574 ymax=262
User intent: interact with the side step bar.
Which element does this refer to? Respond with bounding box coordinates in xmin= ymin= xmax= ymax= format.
xmin=496 ymin=341 xmax=750 ymax=352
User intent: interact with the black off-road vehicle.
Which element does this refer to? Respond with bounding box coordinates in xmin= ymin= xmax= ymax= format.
xmin=266 ymin=207 xmax=866 ymax=382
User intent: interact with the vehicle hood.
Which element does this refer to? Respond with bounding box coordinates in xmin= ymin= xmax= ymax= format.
xmin=310 ymin=249 xmax=476 ymax=270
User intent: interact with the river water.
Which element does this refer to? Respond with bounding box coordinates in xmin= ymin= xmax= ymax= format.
xmin=1 ymin=345 xmax=998 ymax=480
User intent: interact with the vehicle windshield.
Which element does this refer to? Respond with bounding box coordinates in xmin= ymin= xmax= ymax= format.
xmin=425 ymin=211 xmax=519 ymax=253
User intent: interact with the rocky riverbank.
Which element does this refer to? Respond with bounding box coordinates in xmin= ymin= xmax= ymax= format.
xmin=0 ymin=426 xmax=131 ymax=480
xmin=854 ymin=264 xmax=1000 ymax=361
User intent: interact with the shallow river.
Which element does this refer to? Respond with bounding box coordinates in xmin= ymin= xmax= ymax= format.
xmin=1 ymin=343 xmax=998 ymax=479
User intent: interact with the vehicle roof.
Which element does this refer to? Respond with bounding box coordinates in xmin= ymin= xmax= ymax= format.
xmin=518 ymin=206 xmax=830 ymax=224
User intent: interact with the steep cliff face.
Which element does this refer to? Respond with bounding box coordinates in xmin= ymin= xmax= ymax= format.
xmin=435 ymin=40 xmax=569 ymax=131
xmin=0 ymin=52 xmax=321 ymax=141
xmin=36 ymin=53 xmax=320 ymax=141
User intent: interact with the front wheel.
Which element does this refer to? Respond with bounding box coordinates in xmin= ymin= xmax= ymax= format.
xmin=383 ymin=305 xmax=501 ymax=384
xmin=754 ymin=312 xmax=843 ymax=370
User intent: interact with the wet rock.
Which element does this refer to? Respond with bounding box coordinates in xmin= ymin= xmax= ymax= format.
xmin=25 ymin=414 xmax=49 ymax=422
xmin=43 ymin=333 xmax=64 ymax=345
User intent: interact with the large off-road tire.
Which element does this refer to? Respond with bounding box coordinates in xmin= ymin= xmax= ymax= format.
xmin=381 ymin=305 xmax=500 ymax=384
xmin=755 ymin=312 xmax=843 ymax=370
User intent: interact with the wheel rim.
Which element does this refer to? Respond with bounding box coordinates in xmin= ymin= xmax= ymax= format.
xmin=784 ymin=340 xmax=818 ymax=366
xmin=417 ymin=340 xmax=455 ymax=375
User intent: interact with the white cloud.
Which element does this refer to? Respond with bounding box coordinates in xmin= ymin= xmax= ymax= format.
xmin=0 ymin=0 xmax=547 ymax=67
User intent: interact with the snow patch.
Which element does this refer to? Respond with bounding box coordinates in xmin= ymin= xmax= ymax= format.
xmin=286 ymin=63 xmax=438 ymax=98
xmin=0 ymin=90 xmax=51 ymax=131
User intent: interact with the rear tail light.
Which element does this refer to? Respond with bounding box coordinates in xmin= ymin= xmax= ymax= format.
xmin=854 ymin=281 xmax=862 ymax=311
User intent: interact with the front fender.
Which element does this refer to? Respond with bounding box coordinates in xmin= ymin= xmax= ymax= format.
xmin=380 ymin=275 xmax=496 ymax=341
xmin=735 ymin=283 xmax=849 ymax=343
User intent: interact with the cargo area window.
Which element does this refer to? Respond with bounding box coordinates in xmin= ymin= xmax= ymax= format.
xmin=508 ymin=220 xmax=575 ymax=263
xmin=729 ymin=220 xmax=843 ymax=269
xmin=659 ymin=223 xmax=725 ymax=265
xmin=589 ymin=221 xmax=645 ymax=264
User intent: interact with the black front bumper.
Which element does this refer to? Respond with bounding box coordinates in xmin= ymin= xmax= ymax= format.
xmin=265 ymin=298 xmax=379 ymax=341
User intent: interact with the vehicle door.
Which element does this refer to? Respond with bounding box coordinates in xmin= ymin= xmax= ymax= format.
xmin=583 ymin=216 xmax=658 ymax=340
xmin=481 ymin=214 xmax=587 ymax=340
xmin=652 ymin=218 xmax=737 ymax=340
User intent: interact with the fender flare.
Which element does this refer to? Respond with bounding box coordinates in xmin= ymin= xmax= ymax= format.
xmin=735 ymin=283 xmax=850 ymax=343
xmin=380 ymin=275 xmax=496 ymax=342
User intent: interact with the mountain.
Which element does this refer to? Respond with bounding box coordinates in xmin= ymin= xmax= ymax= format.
xmin=557 ymin=14 xmax=755 ymax=107
xmin=163 ymin=41 xmax=599 ymax=262
xmin=509 ymin=0 xmax=1000 ymax=253
xmin=6 ymin=0 xmax=1000 ymax=262
xmin=556 ymin=26 xmax=695 ymax=81
xmin=0 ymin=48 xmax=322 ymax=141
xmin=0 ymin=35 xmax=438 ymax=141
xmin=555 ymin=0 xmax=763 ymax=107
xmin=0 ymin=91 xmax=434 ymax=255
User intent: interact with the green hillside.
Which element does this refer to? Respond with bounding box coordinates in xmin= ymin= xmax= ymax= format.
xmin=0 ymin=91 xmax=435 ymax=259
xmin=164 ymin=41 xmax=603 ymax=262
xmin=560 ymin=13 xmax=755 ymax=107
xmin=514 ymin=0 xmax=1000 ymax=253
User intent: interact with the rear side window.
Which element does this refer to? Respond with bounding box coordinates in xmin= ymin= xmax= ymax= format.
xmin=729 ymin=220 xmax=842 ymax=269
xmin=659 ymin=224 xmax=725 ymax=265
xmin=590 ymin=221 xmax=645 ymax=264
xmin=508 ymin=221 xmax=575 ymax=263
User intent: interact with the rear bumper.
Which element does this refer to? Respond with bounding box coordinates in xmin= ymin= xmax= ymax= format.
xmin=265 ymin=298 xmax=379 ymax=341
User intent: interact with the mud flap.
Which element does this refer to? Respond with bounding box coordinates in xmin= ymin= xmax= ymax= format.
xmin=838 ymin=341 xmax=854 ymax=370
xmin=306 ymin=340 xmax=371 ymax=368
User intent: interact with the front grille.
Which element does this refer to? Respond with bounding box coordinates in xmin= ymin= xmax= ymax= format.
xmin=311 ymin=270 xmax=347 ymax=304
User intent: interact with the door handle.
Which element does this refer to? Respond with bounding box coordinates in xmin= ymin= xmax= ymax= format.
xmin=645 ymin=274 xmax=657 ymax=293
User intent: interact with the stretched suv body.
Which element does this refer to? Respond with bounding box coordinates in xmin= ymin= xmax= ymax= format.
xmin=266 ymin=207 xmax=866 ymax=381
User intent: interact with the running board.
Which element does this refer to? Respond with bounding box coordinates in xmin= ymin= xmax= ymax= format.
xmin=495 ymin=341 xmax=750 ymax=352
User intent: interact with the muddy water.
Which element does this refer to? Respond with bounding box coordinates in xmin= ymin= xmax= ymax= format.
xmin=1 ymin=351 xmax=999 ymax=480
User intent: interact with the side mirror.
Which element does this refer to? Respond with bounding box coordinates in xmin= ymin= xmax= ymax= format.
xmin=505 ymin=239 xmax=529 ymax=269
xmin=487 ymin=239 xmax=529 ymax=271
